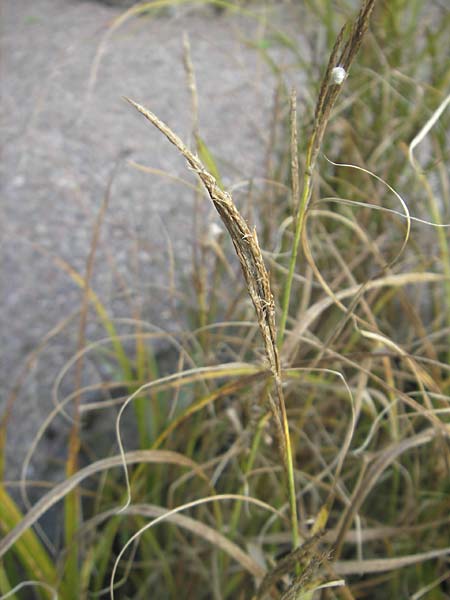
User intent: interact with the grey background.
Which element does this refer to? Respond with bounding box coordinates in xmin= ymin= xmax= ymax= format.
xmin=1 ymin=1 xmax=304 ymax=483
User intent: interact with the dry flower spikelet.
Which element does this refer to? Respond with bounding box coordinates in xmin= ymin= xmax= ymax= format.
xmin=124 ymin=97 xmax=280 ymax=376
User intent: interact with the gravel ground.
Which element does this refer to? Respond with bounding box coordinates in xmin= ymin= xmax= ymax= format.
xmin=0 ymin=0 xmax=303 ymax=486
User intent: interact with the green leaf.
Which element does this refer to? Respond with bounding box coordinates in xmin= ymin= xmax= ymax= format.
xmin=196 ymin=135 xmax=223 ymax=189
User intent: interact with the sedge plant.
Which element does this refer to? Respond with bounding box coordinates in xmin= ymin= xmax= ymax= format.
xmin=1 ymin=0 xmax=450 ymax=598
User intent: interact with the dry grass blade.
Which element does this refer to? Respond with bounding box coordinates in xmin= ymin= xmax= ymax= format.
xmin=109 ymin=493 xmax=283 ymax=600
xmin=127 ymin=160 xmax=198 ymax=191
xmin=0 ymin=581 xmax=58 ymax=600
xmin=333 ymin=428 xmax=446 ymax=557
xmin=80 ymin=503 xmax=267 ymax=580
xmin=0 ymin=450 xmax=207 ymax=558
xmin=284 ymin=272 xmax=447 ymax=358
xmin=334 ymin=546 xmax=450 ymax=575
xmin=409 ymin=91 xmax=450 ymax=171
xmin=152 ymin=372 xmax=267 ymax=449
xmin=115 ymin=362 xmax=263 ymax=511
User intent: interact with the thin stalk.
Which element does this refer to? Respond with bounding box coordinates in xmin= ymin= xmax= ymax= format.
xmin=278 ymin=138 xmax=315 ymax=347
xmin=274 ymin=376 xmax=300 ymax=551
xmin=229 ymin=410 xmax=271 ymax=537
xmin=279 ymin=0 xmax=377 ymax=345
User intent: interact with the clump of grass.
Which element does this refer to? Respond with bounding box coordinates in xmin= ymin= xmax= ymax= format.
xmin=1 ymin=0 xmax=450 ymax=599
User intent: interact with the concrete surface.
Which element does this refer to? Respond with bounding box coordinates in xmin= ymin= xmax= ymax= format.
xmin=0 ymin=0 xmax=300 ymax=486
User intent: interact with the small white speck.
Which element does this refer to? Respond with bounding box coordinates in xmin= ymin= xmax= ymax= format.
xmin=209 ymin=222 xmax=223 ymax=239
xmin=12 ymin=175 xmax=26 ymax=188
xmin=331 ymin=66 xmax=347 ymax=85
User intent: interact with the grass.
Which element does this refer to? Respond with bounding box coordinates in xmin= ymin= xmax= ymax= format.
xmin=1 ymin=0 xmax=450 ymax=598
